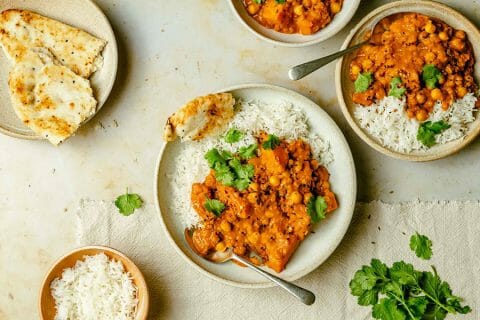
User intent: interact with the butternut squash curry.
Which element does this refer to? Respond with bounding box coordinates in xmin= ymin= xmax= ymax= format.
xmin=190 ymin=132 xmax=337 ymax=273
xmin=242 ymin=0 xmax=343 ymax=35
xmin=350 ymin=13 xmax=477 ymax=121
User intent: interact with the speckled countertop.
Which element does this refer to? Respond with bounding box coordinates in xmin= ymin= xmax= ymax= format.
xmin=1 ymin=0 xmax=480 ymax=318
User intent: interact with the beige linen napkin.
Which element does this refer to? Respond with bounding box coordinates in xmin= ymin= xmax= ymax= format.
xmin=77 ymin=200 xmax=479 ymax=320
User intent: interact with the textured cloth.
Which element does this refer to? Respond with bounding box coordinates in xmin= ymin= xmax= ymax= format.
xmin=77 ymin=200 xmax=480 ymax=320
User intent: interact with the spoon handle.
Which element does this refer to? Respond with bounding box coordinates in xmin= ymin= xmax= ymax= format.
xmin=232 ymin=254 xmax=316 ymax=305
xmin=288 ymin=41 xmax=368 ymax=81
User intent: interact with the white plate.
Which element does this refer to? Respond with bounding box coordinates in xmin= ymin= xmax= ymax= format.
xmin=0 ymin=0 xmax=118 ymax=140
xmin=154 ymin=84 xmax=357 ymax=288
xmin=228 ymin=0 xmax=361 ymax=47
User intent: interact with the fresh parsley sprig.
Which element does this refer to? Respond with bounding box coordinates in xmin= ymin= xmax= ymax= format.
xmin=417 ymin=120 xmax=451 ymax=148
xmin=355 ymin=72 xmax=373 ymax=93
xmin=388 ymin=77 xmax=406 ymax=98
xmin=114 ymin=190 xmax=143 ymax=216
xmin=410 ymin=232 xmax=433 ymax=260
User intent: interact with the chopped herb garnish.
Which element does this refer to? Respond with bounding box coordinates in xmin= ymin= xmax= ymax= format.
xmin=204 ymin=198 xmax=225 ymax=216
xmin=262 ymin=134 xmax=281 ymax=150
xmin=417 ymin=120 xmax=451 ymax=147
xmin=388 ymin=77 xmax=406 ymax=98
xmin=354 ymin=72 xmax=373 ymax=93
xmin=410 ymin=232 xmax=433 ymax=260
xmin=224 ymin=128 xmax=244 ymax=144
xmin=422 ymin=64 xmax=443 ymax=89
xmin=275 ymin=0 xmax=286 ymax=3
xmin=306 ymin=196 xmax=327 ymax=223
xmin=238 ymin=144 xmax=258 ymax=160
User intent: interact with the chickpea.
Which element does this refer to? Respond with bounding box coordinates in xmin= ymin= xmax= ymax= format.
xmin=416 ymin=93 xmax=426 ymax=104
xmin=247 ymin=232 xmax=260 ymax=244
xmin=215 ymin=242 xmax=226 ymax=252
xmin=351 ymin=64 xmax=361 ymax=77
xmin=455 ymin=30 xmax=466 ymax=39
xmin=330 ymin=2 xmax=341 ymax=14
xmin=265 ymin=209 xmax=275 ymax=218
xmin=424 ymin=99 xmax=435 ymax=109
xmin=362 ymin=59 xmax=373 ymax=70
xmin=431 ymin=88 xmax=443 ymax=100
xmin=438 ymin=31 xmax=449 ymax=41
xmin=249 ymin=182 xmax=259 ymax=191
xmin=407 ymin=109 xmax=415 ymax=119
xmin=425 ymin=22 xmax=436 ymax=34
xmin=450 ymin=38 xmax=465 ymax=51
xmin=269 ymin=175 xmax=280 ymax=187
xmin=220 ymin=220 xmax=231 ymax=232
xmin=424 ymin=52 xmax=435 ymax=64
xmin=293 ymin=5 xmax=304 ymax=16
xmin=247 ymin=4 xmax=259 ymax=15
xmin=416 ymin=109 xmax=428 ymax=122
xmin=289 ymin=191 xmax=303 ymax=205
xmin=247 ymin=192 xmax=258 ymax=204
xmin=456 ymin=86 xmax=468 ymax=98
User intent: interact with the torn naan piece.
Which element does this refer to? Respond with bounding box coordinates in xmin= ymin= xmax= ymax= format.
xmin=164 ymin=93 xmax=235 ymax=142
xmin=8 ymin=48 xmax=97 ymax=145
xmin=0 ymin=9 xmax=106 ymax=78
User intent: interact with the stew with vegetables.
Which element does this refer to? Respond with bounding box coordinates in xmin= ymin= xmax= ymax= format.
xmin=242 ymin=0 xmax=343 ymax=35
xmin=190 ymin=132 xmax=337 ymax=273
xmin=350 ymin=13 xmax=477 ymax=121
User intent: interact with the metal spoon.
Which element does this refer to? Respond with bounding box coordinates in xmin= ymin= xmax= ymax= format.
xmin=184 ymin=228 xmax=316 ymax=305
xmin=288 ymin=15 xmax=386 ymax=81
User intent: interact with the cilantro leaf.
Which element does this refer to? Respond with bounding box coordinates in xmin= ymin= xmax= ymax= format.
xmin=355 ymin=72 xmax=373 ymax=93
xmin=238 ymin=144 xmax=258 ymax=160
xmin=417 ymin=121 xmax=451 ymax=147
xmin=388 ymin=77 xmax=406 ymax=98
xmin=204 ymin=198 xmax=225 ymax=216
xmin=114 ymin=191 xmax=143 ymax=216
xmin=213 ymin=162 xmax=235 ymax=187
xmin=275 ymin=0 xmax=286 ymax=3
xmin=410 ymin=232 xmax=433 ymax=260
xmin=224 ymin=128 xmax=244 ymax=143
xmin=372 ymin=298 xmax=407 ymax=320
xmin=407 ymin=296 xmax=429 ymax=318
xmin=253 ymin=0 xmax=264 ymax=3
xmin=205 ymin=148 xmax=226 ymax=168
xmin=262 ymin=134 xmax=281 ymax=150
xmin=349 ymin=259 xmax=389 ymax=306
xmin=422 ymin=64 xmax=443 ymax=89
xmin=390 ymin=261 xmax=420 ymax=286
xmin=306 ymin=196 xmax=327 ymax=223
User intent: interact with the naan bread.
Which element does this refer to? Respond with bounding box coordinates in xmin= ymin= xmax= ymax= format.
xmin=9 ymin=48 xmax=97 ymax=145
xmin=0 ymin=9 xmax=106 ymax=78
xmin=164 ymin=93 xmax=235 ymax=141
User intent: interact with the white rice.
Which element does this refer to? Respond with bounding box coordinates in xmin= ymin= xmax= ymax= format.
xmin=50 ymin=253 xmax=138 ymax=320
xmin=167 ymin=100 xmax=333 ymax=227
xmin=354 ymin=93 xmax=477 ymax=153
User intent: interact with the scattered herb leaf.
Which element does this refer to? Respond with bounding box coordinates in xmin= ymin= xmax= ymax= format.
xmin=238 ymin=144 xmax=258 ymax=160
xmin=422 ymin=64 xmax=443 ymax=89
xmin=388 ymin=77 xmax=407 ymax=98
xmin=306 ymin=196 xmax=327 ymax=223
xmin=224 ymin=128 xmax=244 ymax=144
xmin=410 ymin=232 xmax=433 ymax=260
xmin=275 ymin=0 xmax=286 ymax=3
xmin=417 ymin=121 xmax=451 ymax=147
xmin=262 ymin=134 xmax=281 ymax=150
xmin=114 ymin=191 xmax=143 ymax=216
xmin=355 ymin=72 xmax=373 ymax=93
xmin=204 ymin=198 xmax=225 ymax=216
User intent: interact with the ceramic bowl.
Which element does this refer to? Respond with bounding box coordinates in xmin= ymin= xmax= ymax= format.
xmin=229 ymin=0 xmax=361 ymax=47
xmin=39 ymin=246 xmax=149 ymax=320
xmin=335 ymin=0 xmax=480 ymax=161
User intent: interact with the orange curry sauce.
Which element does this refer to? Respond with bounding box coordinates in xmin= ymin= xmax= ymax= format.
xmin=191 ymin=133 xmax=337 ymax=273
xmin=350 ymin=13 xmax=477 ymax=121
xmin=242 ymin=0 xmax=343 ymax=35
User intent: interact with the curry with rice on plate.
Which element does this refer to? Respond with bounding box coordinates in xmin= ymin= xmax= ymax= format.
xmin=242 ymin=0 xmax=343 ymax=35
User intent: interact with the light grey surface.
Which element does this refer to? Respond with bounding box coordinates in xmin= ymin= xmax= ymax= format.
xmin=1 ymin=0 xmax=480 ymax=318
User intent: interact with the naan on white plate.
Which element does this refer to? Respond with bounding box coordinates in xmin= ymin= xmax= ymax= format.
xmin=9 ymin=48 xmax=97 ymax=145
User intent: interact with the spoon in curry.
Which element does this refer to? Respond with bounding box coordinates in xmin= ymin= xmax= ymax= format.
xmin=184 ymin=228 xmax=316 ymax=305
xmin=288 ymin=15 xmax=385 ymax=80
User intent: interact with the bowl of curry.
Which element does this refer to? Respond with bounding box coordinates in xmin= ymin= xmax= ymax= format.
xmin=336 ymin=1 xmax=480 ymax=161
xmin=229 ymin=0 xmax=361 ymax=47
xmin=155 ymin=84 xmax=356 ymax=287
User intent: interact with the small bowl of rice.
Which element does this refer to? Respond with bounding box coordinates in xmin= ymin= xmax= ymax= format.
xmin=39 ymin=246 xmax=149 ymax=320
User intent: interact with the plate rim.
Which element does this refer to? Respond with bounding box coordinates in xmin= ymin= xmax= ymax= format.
xmin=154 ymin=83 xmax=357 ymax=288
xmin=227 ymin=0 xmax=361 ymax=48
xmin=335 ymin=0 xmax=480 ymax=162
xmin=0 ymin=0 xmax=118 ymax=141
